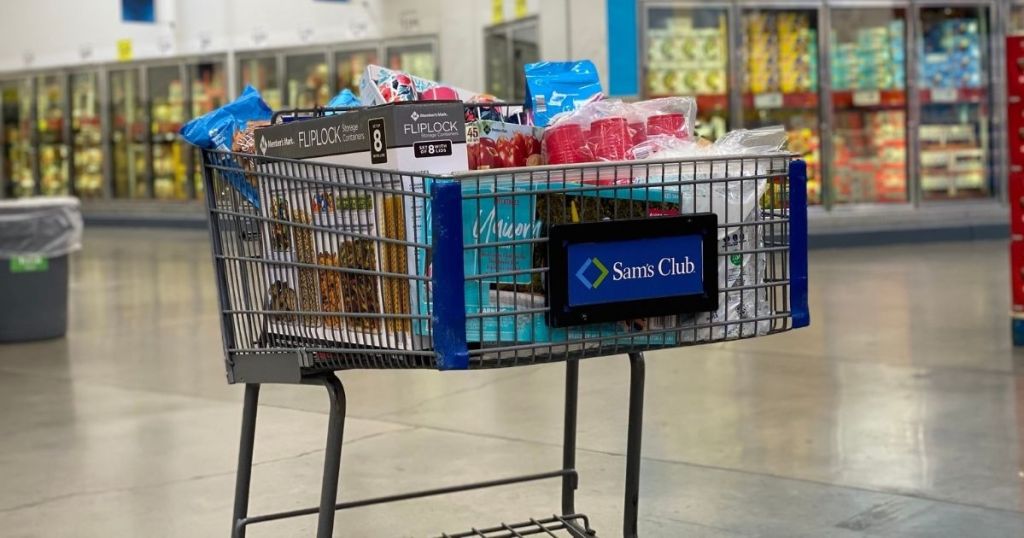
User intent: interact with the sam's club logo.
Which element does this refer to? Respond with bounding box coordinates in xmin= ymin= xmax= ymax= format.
xmin=576 ymin=257 xmax=609 ymax=290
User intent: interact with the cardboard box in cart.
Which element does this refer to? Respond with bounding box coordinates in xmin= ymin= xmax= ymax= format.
xmin=253 ymin=101 xmax=468 ymax=350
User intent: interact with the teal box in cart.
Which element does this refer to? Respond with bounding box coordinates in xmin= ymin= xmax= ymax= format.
xmin=417 ymin=178 xmax=549 ymax=344
xmin=415 ymin=176 xmax=678 ymax=346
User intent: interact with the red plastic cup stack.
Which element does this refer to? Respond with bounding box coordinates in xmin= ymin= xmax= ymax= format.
xmin=544 ymin=123 xmax=590 ymax=165
xmin=591 ymin=117 xmax=631 ymax=161
xmin=628 ymin=122 xmax=647 ymax=146
xmin=646 ymin=113 xmax=687 ymax=139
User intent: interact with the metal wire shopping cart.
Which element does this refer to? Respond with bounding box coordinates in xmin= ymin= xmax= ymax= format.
xmin=201 ymin=143 xmax=810 ymax=537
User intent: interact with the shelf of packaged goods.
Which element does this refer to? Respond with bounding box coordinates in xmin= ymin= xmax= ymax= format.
xmin=831 ymin=89 xmax=906 ymax=110
xmin=648 ymin=93 xmax=729 ymax=113
xmin=151 ymin=132 xmax=179 ymax=144
xmin=38 ymin=132 xmax=65 ymax=145
xmin=743 ymin=91 xmax=819 ymax=110
xmin=921 ymin=87 xmax=987 ymax=106
xmin=73 ymin=116 xmax=101 ymax=128
xmin=696 ymin=94 xmax=728 ymax=113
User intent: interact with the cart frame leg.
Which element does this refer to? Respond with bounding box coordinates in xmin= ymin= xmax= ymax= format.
xmin=624 ymin=352 xmax=646 ymax=538
xmin=306 ymin=373 xmax=347 ymax=538
xmin=232 ymin=383 xmax=260 ymax=538
xmin=562 ymin=358 xmax=580 ymax=515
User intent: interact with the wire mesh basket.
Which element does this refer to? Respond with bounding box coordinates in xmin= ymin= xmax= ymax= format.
xmin=202 ymin=149 xmax=808 ymax=380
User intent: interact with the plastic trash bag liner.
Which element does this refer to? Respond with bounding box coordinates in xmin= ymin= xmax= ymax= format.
xmin=0 ymin=197 xmax=82 ymax=258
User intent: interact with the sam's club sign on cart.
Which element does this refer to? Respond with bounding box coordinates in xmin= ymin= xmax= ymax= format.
xmin=547 ymin=215 xmax=719 ymax=327
xmin=568 ymin=235 xmax=704 ymax=307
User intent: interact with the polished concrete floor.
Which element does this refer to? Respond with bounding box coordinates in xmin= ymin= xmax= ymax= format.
xmin=1 ymin=228 xmax=1023 ymax=537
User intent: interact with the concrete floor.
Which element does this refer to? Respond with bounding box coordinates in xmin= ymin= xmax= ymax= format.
xmin=1 ymin=229 xmax=1023 ymax=537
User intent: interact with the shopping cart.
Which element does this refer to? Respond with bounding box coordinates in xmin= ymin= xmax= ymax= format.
xmin=201 ymin=144 xmax=810 ymax=537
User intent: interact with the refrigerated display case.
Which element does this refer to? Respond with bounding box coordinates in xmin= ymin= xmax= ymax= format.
xmin=916 ymin=5 xmax=993 ymax=200
xmin=147 ymin=65 xmax=188 ymax=200
xmin=70 ymin=71 xmax=103 ymax=198
xmin=741 ymin=6 xmax=821 ymax=204
xmin=238 ymin=55 xmax=282 ymax=111
xmin=190 ymin=60 xmax=227 ymax=197
xmin=1 ymin=79 xmax=35 ymax=197
xmin=336 ymin=47 xmax=377 ymax=94
xmin=110 ymin=69 xmax=147 ymax=198
xmin=1013 ymin=4 xmax=1024 ymax=33
xmin=285 ymin=52 xmax=329 ymax=109
xmin=828 ymin=7 xmax=908 ymax=204
xmin=643 ymin=5 xmax=731 ymax=140
xmin=385 ymin=38 xmax=438 ymax=80
xmin=485 ymin=18 xmax=540 ymax=101
xmin=36 ymin=74 xmax=69 ymax=196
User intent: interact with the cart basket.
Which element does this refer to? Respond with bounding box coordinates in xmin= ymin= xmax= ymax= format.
xmin=200 ymin=149 xmax=809 ymax=382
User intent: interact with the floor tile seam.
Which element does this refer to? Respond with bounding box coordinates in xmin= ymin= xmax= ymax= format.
xmin=705 ymin=344 xmax=1017 ymax=377
xmin=366 ymin=367 xmax=549 ymax=420
xmin=0 ymin=426 xmax=415 ymax=514
xmin=319 ymin=414 xmax=1024 ymax=519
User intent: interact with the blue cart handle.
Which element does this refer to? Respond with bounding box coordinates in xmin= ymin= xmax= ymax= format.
xmin=430 ymin=180 xmax=470 ymax=370
xmin=789 ymin=160 xmax=810 ymax=329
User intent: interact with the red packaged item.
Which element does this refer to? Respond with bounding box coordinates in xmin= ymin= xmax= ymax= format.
xmin=1013 ymin=239 xmax=1024 ymax=311
xmin=591 ymin=117 xmax=631 ymax=161
xmin=629 ymin=122 xmax=647 ymax=146
xmin=545 ymin=123 xmax=591 ymax=164
xmin=647 ymin=113 xmax=687 ymax=139
xmin=1012 ymin=173 xmax=1024 ymax=237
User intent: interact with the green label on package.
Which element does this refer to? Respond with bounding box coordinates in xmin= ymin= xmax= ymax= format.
xmin=10 ymin=255 xmax=48 ymax=273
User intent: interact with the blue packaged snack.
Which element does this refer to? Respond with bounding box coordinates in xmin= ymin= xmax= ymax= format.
xmin=524 ymin=61 xmax=603 ymax=127
xmin=325 ymin=89 xmax=361 ymax=112
xmin=180 ymin=85 xmax=272 ymax=207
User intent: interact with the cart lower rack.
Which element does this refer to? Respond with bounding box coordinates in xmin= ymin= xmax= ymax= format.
xmin=202 ymin=149 xmax=809 ymax=537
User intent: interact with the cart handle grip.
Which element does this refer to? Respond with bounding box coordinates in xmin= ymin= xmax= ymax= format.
xmin=789 ymin=159 xmax=810 ymax=329
xmin=431 ymin=180 xmax=470 ymax=370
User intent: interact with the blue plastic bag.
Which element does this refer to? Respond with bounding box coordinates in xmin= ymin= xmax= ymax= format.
xmin=524 ymin=61 xmax=603 ymax=127
xmin=325 ymin=89 xmax=361 ymax=112
xmin=180 ymin=85 xmax=272 ymax=207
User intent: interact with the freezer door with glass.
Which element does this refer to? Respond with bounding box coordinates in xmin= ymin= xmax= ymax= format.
xmin=147 ymin=65 xmax=188 ymax=200
xmin=385 ymin=40 xmax=438 ymax=80
xmin=917 ymin=5 xmax=993 ymax=200
xmin=644 ymin=5 xmax=730 ymax=140
xmin=190 ymin=60 xmax=227 ymax=197
xmin=741 ymin=7 xmax=822 ymax=204
xmin=1 ymin=79 xmax=36 ymax=197
xmin=110 ymin=69 xmax=147 ymax=198
xmin=36 ymin=74 xmax=69 ymax=196
xmin=285 ymin=53 xmax=329 ymax=109
xmin=336 ymin=48 xmax=378 ymax=94
xmin=70 ymin=71 xmax=103 ymax=198
xmin=239 ymin=55 xmax=281 ymax=111
xmin=828 ymin=7 xmax=909 ymax=204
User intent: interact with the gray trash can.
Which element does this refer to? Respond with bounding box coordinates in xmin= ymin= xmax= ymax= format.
xmin=0 ymin=197 xmax=82 ymax=342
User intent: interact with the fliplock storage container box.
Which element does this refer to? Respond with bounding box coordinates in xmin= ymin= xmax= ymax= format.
xmin=252 ymin=101 xmax=467 ymax=351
